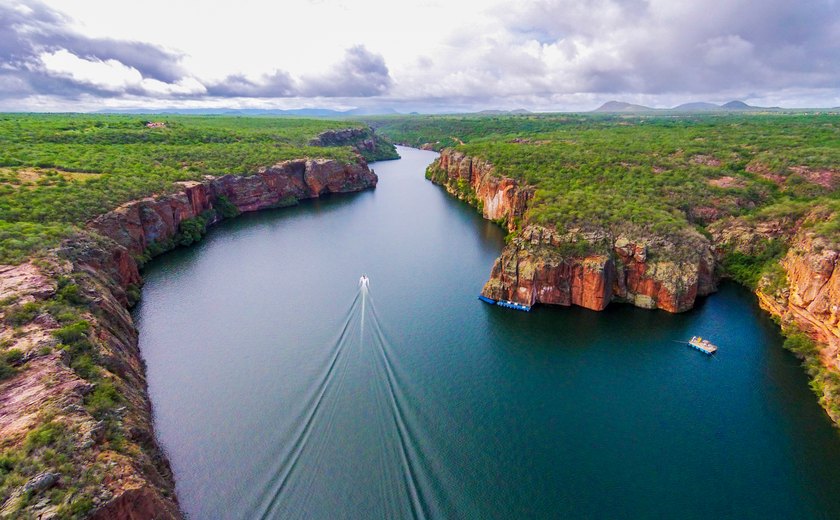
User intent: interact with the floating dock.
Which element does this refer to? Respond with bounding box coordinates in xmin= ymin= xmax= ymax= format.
xmin=688 ymin=336 xmax=718 ymax=355
xmin=478 ymin=295 xmax=531 ymax=312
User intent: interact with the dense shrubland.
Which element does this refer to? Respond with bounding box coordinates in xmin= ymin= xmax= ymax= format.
xmin=373 ymin=112 xmax=840 ymax=247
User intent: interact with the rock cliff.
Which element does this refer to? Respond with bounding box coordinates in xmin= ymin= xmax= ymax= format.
xmin=481 ymin=226 xmax=715 ymax=312
xmin=711 ymin=213 xmax=840 ymax=423
xmin=309 ymin=127 xmax=399 ymax=161
xmin=0 ymin=157 xmax=376 ymax=518
xmin=427 ymin=149 xmax=716 ymax=312
xmin=427 ymin=150 xmax=531 ymax=231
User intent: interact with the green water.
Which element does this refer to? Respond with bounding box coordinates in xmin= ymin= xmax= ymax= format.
xmin=134 ymin=147 xmax=840 ymax=519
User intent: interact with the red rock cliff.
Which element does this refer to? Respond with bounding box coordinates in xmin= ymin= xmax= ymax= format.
xmin=429 ymin=150 xmax=532 ymax=231
xmin=428 ymin=149 xmax=716 ymax=312
xmin=0 ymin=157 xmax=376 ymax=519
xmin=480 ymin=225 xmax=715 ymax=312
xmin=91 ymin=158 xmax=376 ymax=260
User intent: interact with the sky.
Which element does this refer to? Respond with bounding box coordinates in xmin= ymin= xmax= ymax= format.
xmin=1 ymin=0 xmax=839 ymax=112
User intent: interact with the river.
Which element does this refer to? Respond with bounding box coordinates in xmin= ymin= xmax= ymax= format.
xmin=134 ymin=146 xmax=840 ymax=519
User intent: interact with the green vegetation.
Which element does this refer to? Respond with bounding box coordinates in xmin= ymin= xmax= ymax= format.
xmin=783 ymin=329 xmax=840 ymax=422
xmin=0 ymin=114 xmax=395 ymax=264
xmin=721 ymin=239 xmax=788 ymax=288
xmin=0 ymin=414 xmax=107 ymax=518
xmin=375 ymin=112 xmax=840 ymax=266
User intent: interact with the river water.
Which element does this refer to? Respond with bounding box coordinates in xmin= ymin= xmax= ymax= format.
xmin=135 ymin=146 xmax=840 ymax=519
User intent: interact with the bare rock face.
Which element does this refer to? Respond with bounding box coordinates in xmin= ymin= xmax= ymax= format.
xmin=89 ymin=487 xmax=181 ymax=520
xmin=757 ymin=230 xmax=840 ymax=357
xmin=480 ymin=225 xmax=715 ymax=312
xmin=429 ymin=149 xmax=716 ymax=313
xmin=430 ymin=150 xmax=532 ymax=231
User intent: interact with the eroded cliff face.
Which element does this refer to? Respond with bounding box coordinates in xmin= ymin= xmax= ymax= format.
xmin=480 ymin=225 xmax=715 ymax=312
xmin=90 ymin=158 xmax=376 ymax=259
xmin=0 ymin=157 xmax=376 ymax=519
xmin=710 ymin=215 xmax=840 ymax=423
xmin=428 ymin=149 xmax=716 ymax=313
xmin=428 ymin=150 xmax=532 ymax=231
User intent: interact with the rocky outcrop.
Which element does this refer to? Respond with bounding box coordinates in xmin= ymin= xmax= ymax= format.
xmin=480 ymin=225 xmax=715 ymax=312
xmin=0 ymin=157 xmax=376 ymax=518
xmin=758 ymin=233 xmax=840 ymax=350
xmin=428 ymin=149 xmax=716 ymax=312
xmin=309 ymin=128 xmax=399 ymax=161
xmin=708 ymin=214 xmax=839 ymax=350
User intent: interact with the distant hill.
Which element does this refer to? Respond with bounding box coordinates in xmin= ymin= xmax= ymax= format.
xmin=476 ymin=108 xmax=533 ymax=115
xmin=721 ymin=100 xmax=751 ymax=110
xmin=593 ymin=101 xmax=655 ymax=113
xmin=672 ymin=102 xmax=721 ymax=111
xmin=593 ymin=99 xmax=779 ymax=113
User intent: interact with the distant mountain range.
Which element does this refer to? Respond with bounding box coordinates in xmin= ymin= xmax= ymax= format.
xmin=593 ymin=100 xmax=780 ymax=113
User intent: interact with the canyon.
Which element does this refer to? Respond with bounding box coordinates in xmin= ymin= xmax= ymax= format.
xmin=0 ymin=156 xmax=377 ymax=519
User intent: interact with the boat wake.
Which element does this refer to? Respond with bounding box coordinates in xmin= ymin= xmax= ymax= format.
xmin=242 ymin=278 xmax=481 ymax=520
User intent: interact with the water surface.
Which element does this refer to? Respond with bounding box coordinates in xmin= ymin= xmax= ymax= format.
xmin=135 ymin=147 xmax=840 ymax=519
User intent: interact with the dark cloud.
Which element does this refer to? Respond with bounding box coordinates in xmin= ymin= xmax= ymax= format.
xmin=206 ymin=71 xmax=296 ymax=97
xmin=205 ymin=45 xmax=393 ymax=98
xmin=299 ymin=45 xmax=392 ymax=97
xmin=56 ymin=36 xmax=186 ymax=83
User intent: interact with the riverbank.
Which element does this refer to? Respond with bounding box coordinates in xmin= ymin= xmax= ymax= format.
xmin=0 ymin=155 xmax=377 ymax=518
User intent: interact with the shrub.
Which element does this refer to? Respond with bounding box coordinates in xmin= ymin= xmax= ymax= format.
xmin=721 ymin=239 xmax=787 ymax=289
xmin=4 ymin=301 xmax=40 ymax=326
xmin=85 ymin=380 xmax=122 ymax=417
xmin=53 ymin=320 xmax=90 ymax=344
xmin=0 ymin=359 xmax=15 ymax=381
xmin=214 ymin=195 xmax=240 ymax=219
xmin=783 ymin=332 xmax=819 ymax=358
xmin=24 ymin=421 xmax=65 ymax=452
xmin=4 ymin=348 xmax=23 ymax=365
xmin=56 ymin=282 xmax=85 ymax=305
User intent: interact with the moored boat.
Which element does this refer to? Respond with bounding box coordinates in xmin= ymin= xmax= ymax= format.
xmin=688 ymin=336 xmax=718 ymax=355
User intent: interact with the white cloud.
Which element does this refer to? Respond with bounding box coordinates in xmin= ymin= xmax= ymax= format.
xmin=39 ymin=49 xmax=142 ymax=91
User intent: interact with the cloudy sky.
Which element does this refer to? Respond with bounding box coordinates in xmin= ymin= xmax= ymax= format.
xmin=2 ymin=0 xmax=839 ymax=112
